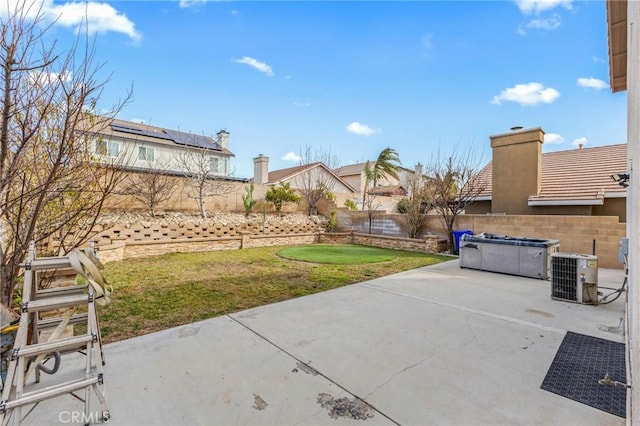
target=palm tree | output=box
[362,147,401,232]
[362,147,402,206]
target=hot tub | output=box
[459,233,560,279]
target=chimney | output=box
[216,130,229,150]
[489,126,545,214]
[253,154,269,185]
[414,162,423,177]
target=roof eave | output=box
[607,0,628,92]
[528,199,605,206]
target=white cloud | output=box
[233,56,274,77]
[544,133,564,144]
[293,102,310,107]
[49,1,141,41]
[491,82,560,106]
[179,0,207,9]
[577,77,608,90]
[346,122,380,136]
[592,56,606,64]
[572,137,588,147]
[0,0,141,41]
[526,15,561,31]
[282,152,301,162]
[515,0,573,15]
[28,70,71,86]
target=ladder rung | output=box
[1,376,101,411]
[36,285,88,298]
[37,313,89,330]
[16,334,95,359]
[21,257,73,271]
[24,294,91,312]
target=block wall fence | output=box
[335,210,626,269]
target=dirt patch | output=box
[253,394,268,411]
[293,361,319,376]
[317,393,375,420]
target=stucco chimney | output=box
[253,154,269,185]
[216,130,229,150]
[489,127,545,214]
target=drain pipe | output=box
[593,239,596,256]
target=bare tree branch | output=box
[0,3,132,306]
[177,145,232,219]
[294,145,341,216]
[422,147,487,250]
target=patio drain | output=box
[317,393,375,420]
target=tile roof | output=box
[475,144,627,204]
[335,162,415,177]
[267,163,319,184]
[264,162,357,193]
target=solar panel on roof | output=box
[163,129,222,151]
[110,123,173,141]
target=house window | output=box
[96,140,120,157]
[210,157,220,174]
[138,146,155,162]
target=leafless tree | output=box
[399,168,430,239]
[125,160,178,217]
[422,147,487,251]
[177,145,232,218]
[0,2,132,306]
[294,145,341,216]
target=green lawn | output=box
[97,245,449,343]
[277,244,398,264]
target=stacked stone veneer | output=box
[93,222,443,263]
[94,221,320,245]
[93,221,324,262]
[319,232,440,253]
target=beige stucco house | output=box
[252,155,356,194]
[466,127,627,222]
[336,163,423,197]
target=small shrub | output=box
[344,199,358,211]
[396,197,410,213]
[326,210,338,232]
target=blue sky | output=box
[15,0,627,178]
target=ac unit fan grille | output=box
[551,256,577,301]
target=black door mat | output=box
[541,331,626,418]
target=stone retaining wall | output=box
[96,231,440,263]
[319,232,440,253]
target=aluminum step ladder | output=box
[0,242,112,425]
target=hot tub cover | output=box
[460,232,559,248]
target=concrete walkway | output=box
[22,260,626,425]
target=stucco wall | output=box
[490,128,544,215]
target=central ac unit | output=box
[551,253,598,305]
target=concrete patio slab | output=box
[15,259,626,425]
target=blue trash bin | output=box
[453,230,473,254]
